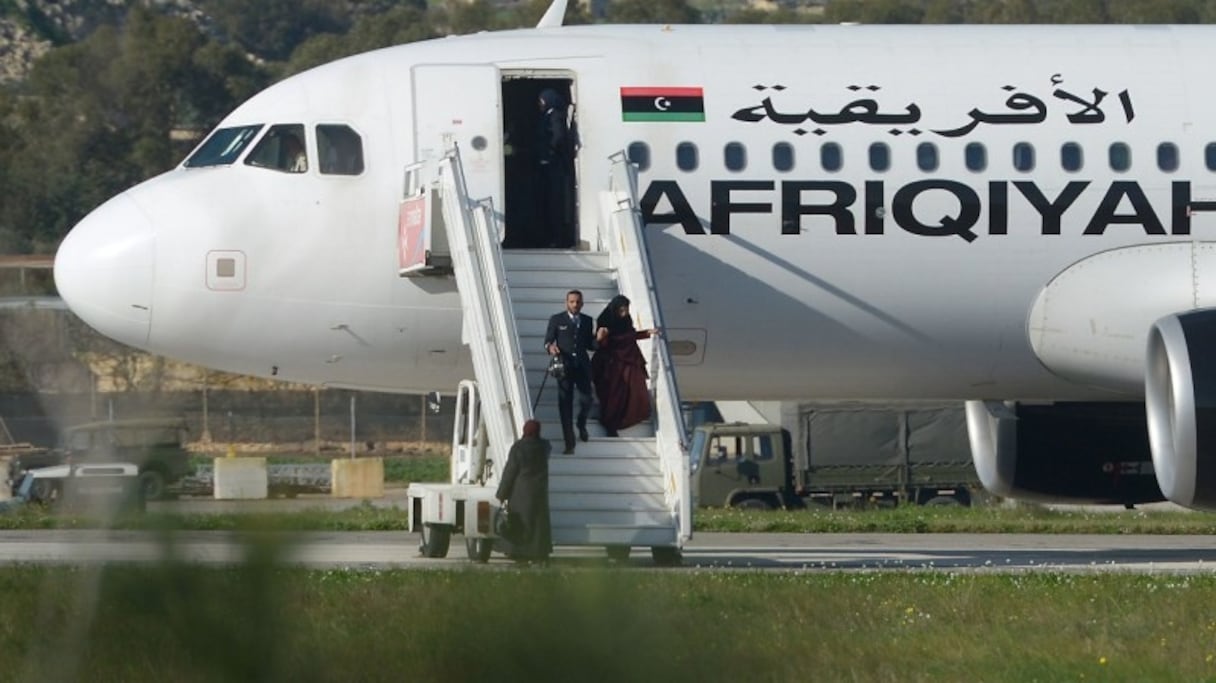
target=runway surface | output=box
[0,530,1214,573]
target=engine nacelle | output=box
[1145,310,1216,510]
[965,401,1164,506]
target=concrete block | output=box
[331,458,384,499]
[213,457,268,499]
[0,457,11,501]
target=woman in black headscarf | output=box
[592,295,660,436]
[495,419,552,562]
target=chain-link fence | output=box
[0,389,456,452]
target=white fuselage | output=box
[53,24,1216,401]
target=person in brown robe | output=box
[495,419,552,562]
[592,295,660,436]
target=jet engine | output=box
[965,401,1164,506]
[1145,310,1216,510]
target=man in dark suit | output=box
[544,289,594,453]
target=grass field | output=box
[195,452,449,484]
[3,501,1216,535]
[5,563,1216,682]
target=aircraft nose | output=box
[54,193,154,348]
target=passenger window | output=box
[185,125,263,168]
[245,124,308,173]
[821,143,843,172]
[1061,143,1083,172]
[677,142,699,172]
[869,143,890,172]
[965,143,986,172]
[1157,143,1179,173]
[724,142,746,172]
[627,142,650,171]
[916,143,938,172]
[1109,143,1131,172]
[1206,143,1216,172]
[317,124,364,175]
[772,142,794,172]
[1012,142,1035,172]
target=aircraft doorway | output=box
[502,76,579,249]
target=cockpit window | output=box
[245,124,308,173]
[317,124,365,175]
[184,125,263,168]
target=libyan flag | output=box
[620,87,705,122]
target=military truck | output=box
[8,418,192,501]
[692,408,983,509]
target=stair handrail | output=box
[468,196,531,428]
[435,147,527,482]
[603,150,692,543]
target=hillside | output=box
[1,0,185,83]
[0,18,46,83]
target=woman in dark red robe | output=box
[592,296,660,436]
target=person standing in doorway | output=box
[545,290,594,453]
[536,88,574,248]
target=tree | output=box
[723,8,821,24]
[1109,0,1201,22]
[824,0,925,23]
[1040,0,1110,22]
[203,0,350,62]
[922,0,966,23]
[284,5,437,77]
[604,0,702,24]
[508,0,594,27]
[431,0,511,35]
[970,0,1040,23]
[0,7,267,252]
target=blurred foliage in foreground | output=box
[4,564,1216,681]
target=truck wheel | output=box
[924,495,962,507]
[139,471,167,501]
[651,546,682,567]
[605,545,630,562]
[733,497,773,511]
[30,479,55,504]
[465,537,493,563]
[419,524,452,558]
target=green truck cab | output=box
[9,418,192,501]
[692,422,800,510]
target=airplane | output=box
[50,5,1216,520]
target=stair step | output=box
[511,285,618,304]
[549,509,674,527]
[530,415,657,440]
[550,525,677,547]
[506,269,616,289]
[549,491,668,510]
[550,474,665,494]
[549,456,661,476]
[502,250,610,270]
[513,300,613,321]
[514,324,551,346]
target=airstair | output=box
[405,148,690,563]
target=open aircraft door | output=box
[411,64,504,211]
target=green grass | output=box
[4,563,1216,682]
[3,503,1216,534]
[695,504,1216,534]
[381,455,447,483]
[190,453,448,484]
